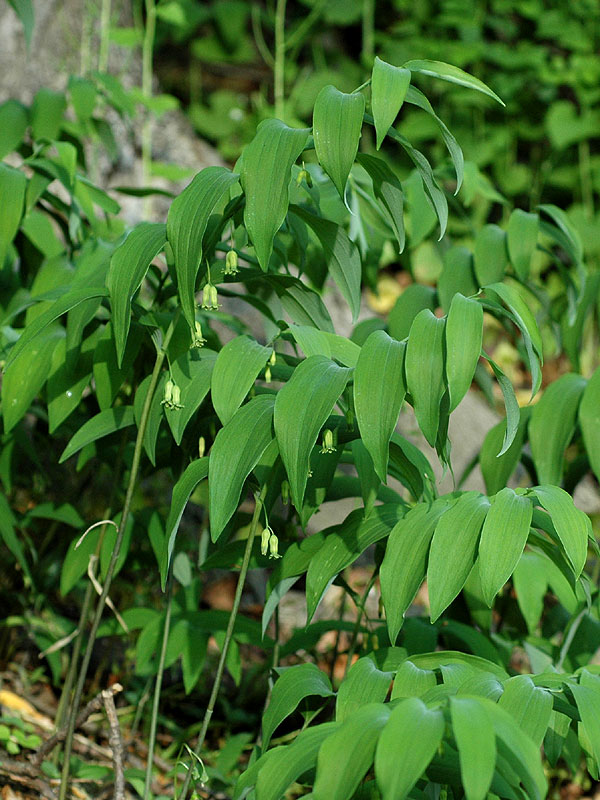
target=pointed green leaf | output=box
[240,119,310,270]
[262,663,334,749]
[529,373,586,485]
[266,273,334,332]
[480,407,530,495]
[450,697,496,800]
[498,675,552,748]
[538,204,583,266]
[165,350,216,445]
[402,60,505,105]
[579,365,600,485]
[209,394,275,541]
[211,335,271,425]
[375,698,444,800]
[354,330,406,482]
[438,246,477,313]
[391,660,436,700]
[446,294,483,412]
[313,704,391,800]
[396,132,448,240]
[474,224,508,287]
[0,492,31,583]
[167,166,239,325]
[486,281,543,361]
[289,324,360,367]
[570,681,600,766]
[47,326,102,432]
[533,485,590,576]
[513,552,548,633]
[357,153,405,252]
[93,321,143,410]
[107,222,166,366]
[388,284,436,341]
[59,406,135,463]
[428,492,490,622]
[274,356,350,510]
[371,57,410,149]
[478,488,533,605]
[507,209,539,281]
[337,658,393,723]
[0,163,27,267]
[380,500,449,642]
[0,100,28,159]
[481,353,521,456]
[31,88,66,140]
[161,457,209,587]
[313,85,364,199]
[405,309,445,446]
[290,205,361,321]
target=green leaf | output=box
[450,697,496,800]
[479,407,530,496]
[336,658,393,723]
[438,246,477,313]
[47,327,102,432]
[313,704,391,800]
[529,373,586,485]
[7,0,34,49]
[428,492,490,622]
[2,324,64,433]
[313,85,365,199]
[388,284,436,341]
[68,76,97,121]
[538,204,583,266]
[405,309,445,446]
[266,273,334,332]
[402,59,505,106]
[481,353,521,456]
[354,330,406,482]
[133,373,166,467]
[59,407,135,463]
[93,321,143,411]
[262,663,334,749]
[167,166,239,325]
[31,88,66,141]
[290,205,361,322]
[570,681,600,766]
[239,119,309,270]
[371,57,410,149]
[0,163,27,267]
[375,698,444,800]
[0,100,28,159]
[165,350,216,445]
[209,394,275,541]
[391,660,436,700]
[512,552,548,633]
[0,493,31,583]
[107,222,166,367]
[498,675,552,748]
[274,356,350,510]
[478,488,533,605]
[395,131,448,240]
[357,153,405,252]
[445,294,483,412]
[211,335,271,425]
[579,365,600,485]
[532,485,590,577]
[474,224,508,287]
[161,457,209,587]
[507,209,539,281]
[289,324,360,367]
[380,500,449,642]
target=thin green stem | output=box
[344,570,378,679]
[58,318,176,800]
[578,139,595,220]
[274,0,287,120]
[178,487,267,800]
[143,566,174,800]
[79,2,92,76]
[286,0,326,54]
[556,607,587,671]
[361,0,375,68]
[141,0,157,214]
[98,0,111,72]
[251,4,274,68]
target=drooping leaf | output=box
[428,492,490,622]
[107,222,167,366]
[211,335,271,425]
[209,394,275,541]
[538,204,583,266]
[239,119,310,270]
[59,407,135,463]
[579,365,600,485]
[438,246,477,313]
[512,552,548,633]
[313,85,365,199]
[478,488,533,605]
[165,350,216,444]
[481,353,521,456]
[354,330,406,482]
[402,59,505,105]
[371,57,410,149]
[336,658,394,723]
[266,273,334,332]
[7,0,34,48]
[405,309,446,446]
[570,680,600,766]
[507,209,539,281]
[529,373,587,485]
[375,697,444,800]
[474,224,508,287]
[0,163,27,267]
[532,485,590,577]
[274,356,350,510]
[289,324,360,367]
[357,153,405,252]
[498,675,552,748]
[167,166,239,325]
[479,407,530,495]
[450,697,496,800]
[262,663,334,749]
[445,294,483,411]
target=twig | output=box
[87,555,130,634]
[103,689,125,800]
[0,756,58,799]
[32,683,123,768]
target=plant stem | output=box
[143,566,174,800]
[98,0,112,73]
[178,488,266,800]
[361,0,375,68]
[344,570,378,679]
[141,0,157,215]
[58,319,176,800]
[578,139,595,220]
[556,607,586,671]
[274,0,287,120]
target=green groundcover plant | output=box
[1,7,600,799]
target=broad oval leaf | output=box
[403,59,505,105]
[313,704,391,800]
[388,283,436,341]
[450,696,496,800]
[274,356,350,510]
[289,324,360,367]
[570,681,600,766]
[507,209,539,281]
[428,492,490,622]
[474,224,507,288]
[391,660,436,700]
[313,85,365,199]
[356,153,405,253]
[445,293,483,412]
[107,222,166,367]
[533,485,590,577]
[579,365,600,485]
[478,488,533,605]
[371,57,410,149]
[167,166,239,325]
[211,335,271,425]
[262,663,334,749]
[239,119,310,270]
[498,675,552,748]
[405,309,446,446]
[354,330,406,482]
[529,373,586,485]
[59,406,135,463]
[375,697,444,800]
[336,658,393,723]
